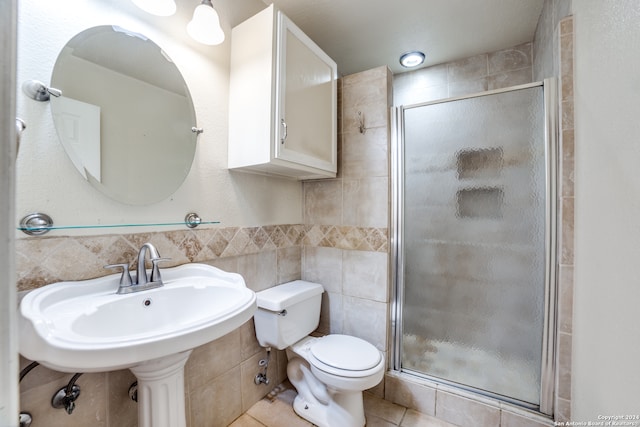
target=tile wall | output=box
[556,15,575,423]
[15,225,386,292]
[302,66,393,377]
[15,223,386,427]
[394,43,533,106]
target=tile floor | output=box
[228,382,458,427]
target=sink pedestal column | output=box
[130,350,193,427]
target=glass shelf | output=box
[17,213,218,236]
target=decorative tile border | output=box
[15,224,388,291]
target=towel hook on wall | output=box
[357,111,368,134]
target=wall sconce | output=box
[187,0,225,45]
[131,0,176,16]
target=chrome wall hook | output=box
[22,80,62,102]
[357,111,368,134]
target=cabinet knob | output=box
[280,119,288,144]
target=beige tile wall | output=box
[15,223,385,427]
[302,66,393,388]
[385,372,555,427]
[555,15,575,423]
[15,225,388,292]
[394,43,533,106]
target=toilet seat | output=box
[308,334,383,378]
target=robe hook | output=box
[357,111,368,134]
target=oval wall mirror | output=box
[50,25,198,205]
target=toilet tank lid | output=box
[256,280,324,311]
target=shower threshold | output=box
[398,367,541,413]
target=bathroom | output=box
[1,0,639,426]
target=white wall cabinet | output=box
[228,5,338,180]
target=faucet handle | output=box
[149,257,171,283]
[104,263,133,287]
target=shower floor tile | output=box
[229,381,460,427]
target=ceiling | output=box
[258,0,545,76]
[124,0,545,77]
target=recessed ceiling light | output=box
[399,51,426,68]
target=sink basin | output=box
[18,263,257,373]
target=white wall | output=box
[573,0,640,417]
[532,0,571,81]
[0,1,18,424]
[16,0,301,234]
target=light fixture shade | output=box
[187,2,225,46]
[131,0,176,16]
[400,51,426,68]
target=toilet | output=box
[254,280,384,427]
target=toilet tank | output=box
[254,280,324,349]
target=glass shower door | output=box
[398,84,547,406]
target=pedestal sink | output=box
[18,263,257,427]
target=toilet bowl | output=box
[254,280,384,427]
[287,334,385,427]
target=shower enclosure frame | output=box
[390,79,558,416]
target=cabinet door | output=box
[276,14,337,174]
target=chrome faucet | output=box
[104,243,170,294]
[137,242,162,286]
